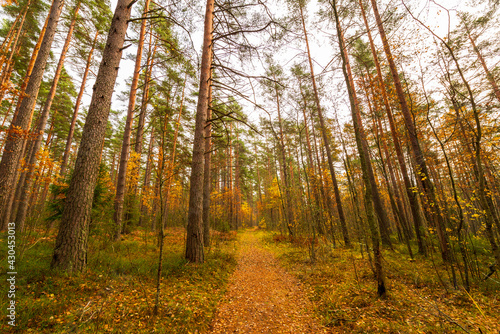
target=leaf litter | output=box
[211,230,329,333]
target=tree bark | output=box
[185,0,214,263]
[300,86,325,235]
[51,0,134,273]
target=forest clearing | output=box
[1,0,500,332]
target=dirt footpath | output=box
[211,230,327,333]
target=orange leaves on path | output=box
[211,230,328,333]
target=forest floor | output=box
[1,227,499,333]
[0,227,239,333]
[264,230,500,333]
[211,229,327,333]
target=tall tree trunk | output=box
[203,78,213,247]
[0,0,64,227]
[362,72,412,250]
[332,0,386,296]
[1,141,27,230]
[273,75,294,237]
[134,39,156,156]
[9,105,42,225]
[152,99,170,230]
[160,81,186,229]
[0,11,49,162]
[299,3,350,247]
[15,3,80,231]
[60,30,99,175]
[300,88,325,235]
[51,0,134,273]
[310,108,336,241]
[185,0,214,263]
[114,0,151,241]
[358,0,426,254]
[228,129,234,229]
[369,0,450,261]
[9,10,49,126]
[344,50,393,247]
[126,39,157,226]
[235,133,242,229]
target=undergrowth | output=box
[263,231,500,333]
[0,227,238,333]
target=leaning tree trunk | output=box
[51,0,134,273]
[15,3,80,231]
[185,0,214,263]
[358,0,426,254]
[0,0,64,228]
[332,0,386,297]
[0,12,48,162]
[299,3,350,247]
[369,0,450,262]
[346,66,393,247]
[113,0,150,241]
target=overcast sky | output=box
[52,0,477,130]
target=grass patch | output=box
[263,231,500,333]
[0,227,237,333]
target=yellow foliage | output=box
[1,0,16,6]
[125,151,141,186]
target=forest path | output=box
[211,229,328,333]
